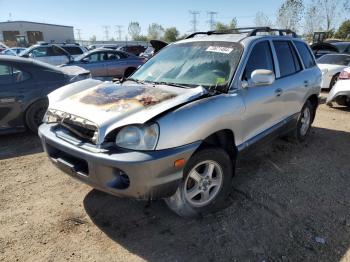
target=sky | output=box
[0,0,341,41]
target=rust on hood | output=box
[69,83,177,112]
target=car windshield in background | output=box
[333,43,350,53]
[131,41,243,88]
[317,54,350,66]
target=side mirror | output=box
[82,57,89,63]
[251,69,275,86]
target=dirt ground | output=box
[1,93,350,262]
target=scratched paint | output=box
[69,83,177,113]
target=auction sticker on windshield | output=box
[206,46,233,54]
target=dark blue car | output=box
[0,55,91,134]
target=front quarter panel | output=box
[155,92,245,150]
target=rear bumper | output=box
[39,124,200,200]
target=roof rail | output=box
[185,27,297,39]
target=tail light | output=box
[339,69,350,80]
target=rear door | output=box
[82,52,107,77]
[240,40,284,142]
[272,40,306,116]
[0,64,30,129]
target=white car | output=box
[317,54,350,89]
[19,43,88,66]
[326,67,350,107]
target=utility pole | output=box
[115,25,123,41]
[75,29,82,43]
[207,11,218,30]
[102,25,110,41]
[189,10,200,33]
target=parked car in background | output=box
[327,67,350,107]
[140,40,168,59]
[117,45,146,56]
[62,48,144,78]
[1,47,26,56]
[0,55,91,134]
[39,27,321,217]
[19,43,87,66]
[87,44,120,50]
[311,41,350,59]
[317,54,350,89]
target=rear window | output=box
[317,54,350,66]
[273,41,301,77]
[294,41,316,69]
[62,46,84,55]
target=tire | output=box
[124,67,136,78]
[287,100,314,143]
[335,96,350,107]
[165,147,234,218]
[329,73,339,90]
[25,99,48,133]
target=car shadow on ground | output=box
[84,127,350,261]
[0,132,43,160]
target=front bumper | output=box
[39,124,200,200]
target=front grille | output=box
[58,116,98,144]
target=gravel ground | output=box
[1,94,350,262]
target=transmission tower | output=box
[207,11,218,30]
[189,10,200,33]
[75,29,82,42]
[102,25,110,40]
[115,25,123,41]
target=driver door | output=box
[240,40,284,143]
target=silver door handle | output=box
[275,88,283,97]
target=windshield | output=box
[317,54,350,65]
[131,41,243,88]
[333,43,350,53]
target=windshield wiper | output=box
[147,81,193,89]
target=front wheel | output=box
[25,99,48,133]
[165,147,234,218]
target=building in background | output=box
[0,21,74,47]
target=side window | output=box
[273,41,301,77]
[243,41,274,80]
[103,52,121,61]
[293,41,316,69]
[30,47,49,57]
[50,46,67,56]
[118,52,128,58]
[0,64,12,85]
[13,67,31,83]
[87,53,100,62]
[62,46,84,55]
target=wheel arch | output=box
[23,97,49,124]
[306,94,319,123]
[196,129,238,163]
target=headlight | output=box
[43,109,60,123]
[115,123,159,150]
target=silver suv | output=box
[39,27,322,217]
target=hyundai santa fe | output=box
[38,27,322,217]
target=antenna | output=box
[189,10,200,33]
[207,11,218,30]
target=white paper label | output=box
[206,46,233,54]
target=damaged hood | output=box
[48,79,207,139]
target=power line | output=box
[207,11,218,30]
[102,25,110,40]
[115,25,123,41]
[189,10,200,33]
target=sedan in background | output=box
[0,55,91,134]
[1,47,26,56]
[317,54,350,89]
[63,48,144,79]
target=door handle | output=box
[275,88,283,97]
